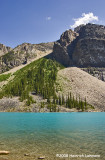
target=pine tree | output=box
[59,94,62,105]
[62,94,65,105]
[85,97,88,110]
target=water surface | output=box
[0,113,105,160]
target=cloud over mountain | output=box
[70,12,98,29]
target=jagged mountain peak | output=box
[0,43,12,57]
[60,29,79,46]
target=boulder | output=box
[0,151,10,155]
[38,156,45,159]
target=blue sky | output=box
[0,0,105,48]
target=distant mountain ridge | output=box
[0,23,105,81]
[0,42,54,73]
[1,23,105,73]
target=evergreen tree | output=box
[62,94,65,105]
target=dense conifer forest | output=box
[0,58,91,111]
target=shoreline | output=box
[0,111,103,113]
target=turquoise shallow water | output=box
[0,112,105,160]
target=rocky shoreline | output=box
[0,97,101,112]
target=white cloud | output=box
[70,12,99,29]
[46,16,51,21]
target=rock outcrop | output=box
[0,151,10,155]
[53,30,79,66]
[0,43,12,56]
[0,42,54,73]
[73,23,105,67]
[53,23,105,67]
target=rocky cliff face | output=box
[0,42,54,73]
[53,23,105,67]
[0,43,12,56]
[53,30,79,66]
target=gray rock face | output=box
[53,30,79,66]
[53,42,71,66]
[0,42,54,73]
[73,24,105,67]
[0,43,12,56]
[74,23,105,39]
[53,23,105,67]
[60,29,79,46]
[14,42,54,56]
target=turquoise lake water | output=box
[0,113,105,160]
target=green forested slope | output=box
[0,73,11,82]
[0,58,90,111]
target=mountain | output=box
[57,67,105,111]
[0,43,12,56]
[1,23,105,74]
[0,42,54,73]
[53,23,105,67]
[0,23,105,112]
[0,57,105,112]
[0,57,103,112]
